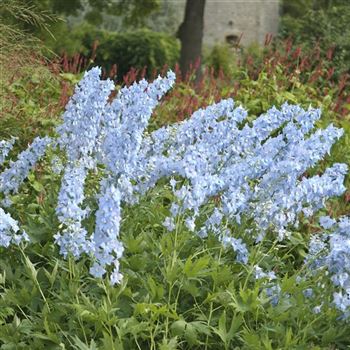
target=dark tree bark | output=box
[178,0,206,79]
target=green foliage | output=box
[281,0,349,17]
[27,0,82,16]
[40,22,95,56]
[112,0,161,28]
[0,64,66,150]
[0,163,350,348]
[280,1,350,74]
[80,29,180,78]
[16,0,160,28]
[1,0,164,59]
[205,45,238,77]
[0,0,56,61]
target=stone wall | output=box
[169,0,280,47]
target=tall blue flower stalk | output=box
[53,68,176,282]
[305,216,350,319]
[0,136,51,247]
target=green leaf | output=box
[72,336,98,350]
[158,337,179,350]
[31,180,44,192]
[184,256,210,278]
[170,319,199,345]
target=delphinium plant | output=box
[305,215,350,320]
[0,67,349,348]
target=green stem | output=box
[205,247,223,349]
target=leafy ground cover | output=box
[1,44,350,350]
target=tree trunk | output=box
[178,0,206,79]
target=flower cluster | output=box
[0,68,348,292]
[56,67,115,168]
[54,164,92,258]
[139,99,346,261]
[306,216,350,319]
[0,136,51,247]
[54,67,116,261]
[0,136,51,196]
[54,68,176,282]
[92,180,123,284]
[0,138,15,166]
[0,207,29,247]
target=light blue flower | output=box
[254,265,277,280]
[0,138,16,166]
[306,216,350,318]
[0,136,51,195]
[221,234,249,264]
[0,208,29,247]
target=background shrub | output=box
[204,44,239,77]
[79,29,180,79]
[279,1,350,76]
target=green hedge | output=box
[80,29,180,79]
